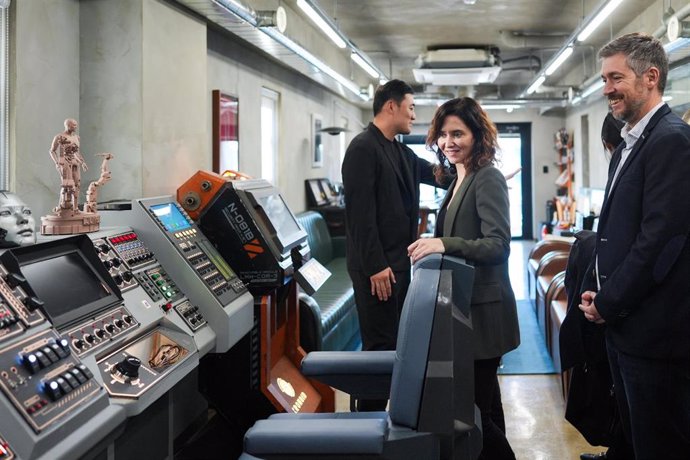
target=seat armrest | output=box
[302,351,395,398]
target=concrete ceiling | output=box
[177,0,684,105]
[321,0,661,100]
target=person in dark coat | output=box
[342,80,443,411]
[560,113,634,460]
[579,33,690,459]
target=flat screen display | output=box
[151,203,191,232]
[20,251,112,325]
[257,194,301,241]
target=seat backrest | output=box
[528,239,573,262]
[387,255,444,430]
[296,211,333,264]
[536,251,569,277]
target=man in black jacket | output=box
[342,80,440,409]
[579,33,690,459]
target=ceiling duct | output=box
[413,48,501,85]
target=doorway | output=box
[496,123,532,240]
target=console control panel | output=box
[135,266,183,304]
[0,329,102,433]
[97,329,192,399]
[0,434,14,460]
[173,300,206,331]
[92,237,138,292]
[63,305,139,357]
[105,231,155,269]
[0,265,45,345]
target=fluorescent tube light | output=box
[482,104,520,111]
[581,80,604,98]
[351,53,379,79]
[296,0,347,49]
[545,46,574,76]
[664,37,690,53]
[526,76,546,95]
[213,0,365,100]
[577,0,624,42]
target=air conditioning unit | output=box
[413,48,502,85]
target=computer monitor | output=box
[2,235,121,329]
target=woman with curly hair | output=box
[408,97,519,460]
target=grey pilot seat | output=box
[242,254,482,459]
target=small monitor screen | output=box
[20,251,112,324]
[151,203,191,232]
[257,194,301,241]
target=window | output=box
[261,88,279,186]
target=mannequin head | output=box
[0,191,36,247]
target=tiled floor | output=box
[335,240,605,459]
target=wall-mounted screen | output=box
[151,203,192,232]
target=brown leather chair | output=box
[543,271,567,352]
[550,294,569,399]
[535,253,569,336]
[527,239,572,299]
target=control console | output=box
[0,329,102,433]
[130,197,253,353]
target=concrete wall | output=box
[12,0,80,219]
[207,27,365,212]
[10,0,364,220]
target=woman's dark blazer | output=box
[438,165,520,360]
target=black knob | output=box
[115,356,141,379]
[111,258,122,267]
[74,339,85,349]
[84,334,95,343]
[123,272,134,282]
[105,324,115,334]
[95,329,106,338]
[113,274,123,285]
[102,260,113,269]
[114,319,124,328]
[123,315,133,324]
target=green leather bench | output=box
[296,211,360,352]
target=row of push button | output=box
[174,228,197,239]
[21,338,71,374]
[42,364,94,402]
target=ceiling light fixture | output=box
[296,0,347,48]
[463,0,478,4]
[520,0,623,99]
[351,53,380,79]
[526,76,546,95]
[577,0,624,42]
[212,0,367,100]
[544,46,573,76]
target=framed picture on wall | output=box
[312,113,323,168]
[212,90,239,174]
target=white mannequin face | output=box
[0,192,36,247]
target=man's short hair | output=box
[599,33,668,94]
[373,79,414,116]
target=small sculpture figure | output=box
[41,118,114,235]
[0,190,36,247]
[83,153,114,214]
[49,118,88,212]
